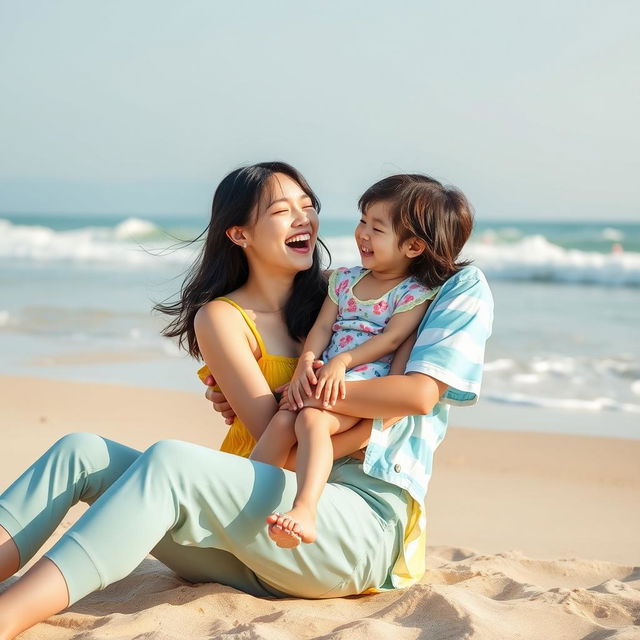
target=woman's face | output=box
[242,172,319,275]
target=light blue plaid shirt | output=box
[362,265,494,587]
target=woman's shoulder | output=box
[425,265,493,326]
[194,298,243,333]
[435,266,492,302]
[448,265,488,285]
[194,298,258,359]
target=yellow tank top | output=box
[197,297,298,458]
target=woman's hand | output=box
[202,374,236,425]
[278,384,294,411]
[204,361,325,420]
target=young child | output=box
[251,175,472,549]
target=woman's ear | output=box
[405,237,426,259]
[226,226,249,249]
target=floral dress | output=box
[323,266,439,380]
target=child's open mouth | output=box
[359,245,373,257]
[285,233,311,253]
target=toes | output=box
[268,523,301,548]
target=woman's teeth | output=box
[285,233,311,249]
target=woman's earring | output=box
[243,243,247,248]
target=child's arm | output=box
[339,300,428,370]
[315,301,429,406]
[288,295,338,409]
[388,330,418,375]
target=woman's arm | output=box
[297,373,448,418]
[282,415,401,470]
[204,357,448,424]
[194,300,278,441]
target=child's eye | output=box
[373,228,383,233]
[358,219,366,225]
[272,209,288,215]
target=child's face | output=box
[355,201,411,275]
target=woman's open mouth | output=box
[285,233,312,253]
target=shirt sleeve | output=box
[392,281,440,315]
[404,266,494,406]
[327,266,353,304]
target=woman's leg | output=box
[0,432,142,639]
[269,408,359,547]
[249,409,297,468]
[0,440,405,637]
[0,433,141,576]
[148,532,288,598]
[0,526,19,584]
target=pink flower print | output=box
[339,334,354,349]
[409,283,420,290]
[358,322,372,333]
[353,364,368,372]
[345,297,357,313]
[400,294,415,306]
[372,300,389,315]
[336,278,349,295]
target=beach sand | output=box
[1,375,638,639]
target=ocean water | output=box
[1,212,639,439]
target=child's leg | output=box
[249,410,297,468]
[268,408,359,548]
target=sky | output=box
[0,0,639,221]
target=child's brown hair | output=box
[358,174,474,288]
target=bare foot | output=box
[266,506,317,548]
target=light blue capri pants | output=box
[0,433,410,605]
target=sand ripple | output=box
[9,545,638,639]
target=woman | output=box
[0,162,492,639]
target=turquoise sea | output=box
[1,212,639,439]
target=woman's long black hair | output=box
[155,162,329,359]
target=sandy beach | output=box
[1,375,639,639]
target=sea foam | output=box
[2,218,640,286]
[464,235,640,286]
[0,218,196,266]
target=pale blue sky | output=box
[1,0,638,220]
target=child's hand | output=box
[315,357,347,408]
[274,360,323,411]
[288,358,319,409]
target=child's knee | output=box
[294,408,326,436]
[268,411,297,439]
